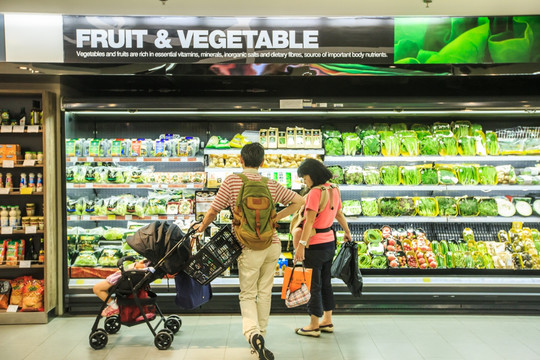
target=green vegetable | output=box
[415,130,432,140]
[420,168,438,185]
[453,121,471,138]
[342,132,361,156]
[483,254,495,269]
[486,131,500,155]
[390,123,407,132]
[73,251,99,267]
[398,197,416,216]
[437,167,459,185]
[362,135,381,156]
[416,197,438,216]
[364,229,383,242]
[432,122,451,132]
[458,197,479,216]
[401,136,420,156]
[371,256,387,269]
[103,228,127,241]
[436,253,446,268]
[459,136,477,156]
[380,198,400,216]
[373,123,389,132]
[327,166,344,184]
[358,242,368,253]
[436,197,459,216]
[477,198,498,216]
[358,254,372,268]
[361,198,379,216]
[478,166,498,185]
[453,252,466,268]
[401,166,421,185]
[419,136,440,155]
[324,137,344,156]
[437,134,459,156]
[381,135,401,157]
[363,167,381,185]
[381,165,400,185]
[456,165,479,185]
[411,124,430,132]
[344,166,363,185]
[445,252,454,268]
[342,200,362,216]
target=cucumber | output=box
[515,201,533,217]
[439,240,448,255]
[431,240,440,254]
[533,200,540,216]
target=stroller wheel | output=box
[165,317,182,334]
[104,315,121,334]
[89,329,108,350]
[154,330,173,350]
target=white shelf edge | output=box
[204,148,324,155]
[324,155,540,163]
[338,185,540,192]
[342,216,540,224]
[66,156,204,163]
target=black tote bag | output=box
[174,271,213,310]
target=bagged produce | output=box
[361,198,379,216]
[437,165,459,185]
[458,197,479,216]
[478,165,498,185]
[400,136,420,157]
[400,166,421,186]
[437,133,459,156]
[419,135,440,155]
[415,197,439,217]
[495,197,516,217]
[380,165,400,185]
[362,135,381,156]
[456,164,479,185]
[72,251,99,267]
[341,132,361,156]
[327,166,344,184]
[495,165,517,184]
[420,167,438,185]
[458,136,477,156]
[98,247,122,267]
[363,167,381,185]
[486,131,500,155]
[324,137,344,156]
[381,135,401,157]
[342,200,362,216]
[453,121,472,138]
[477,198,499,216]
[344,166,363,185]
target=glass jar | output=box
[38,216,44,231]
[22,216,30,229]
[26,203,35,217]
[37,152,43,164]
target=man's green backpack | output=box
[232,174,277,250]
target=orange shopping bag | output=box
[281,264,312,299]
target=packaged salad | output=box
[362,135,381,156]
[361,198,379,216]
[344,166,363,185]
[437,133,459,156]
[436,165,459,185]
[381,135,401,157]
[458,197,479,216]
[419,135,440,155]
[414,197,439,217]
[363,167,381,185]
[478,165,498,185]
[436,196,459,216]
[380,165,400,185]
[455,164,479,185]
[400,166,421,186]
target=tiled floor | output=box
[2,313,540,360]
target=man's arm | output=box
[195,206,220,233]
[275,192,304,222]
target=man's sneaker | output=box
[249,333,274,360]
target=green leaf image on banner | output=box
[394,15,540,64]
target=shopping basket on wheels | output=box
[184,225,242,285]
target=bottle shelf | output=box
[0,125,42,134]
[66,156,204,163]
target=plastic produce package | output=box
[342,200,362,216]
[478,165,498,185]
[437,133,459,156]
[72,251,99,267]
[419,135,440,155]
[436,197,459,216]
[363,167,381,185]
[98,247,122,267]
[415,197,439,217]
[327,166,344,184]
[380,165,400,185]
[361,198,379,216]
[477,198,499,216]
[342,132,361,155]
[362,135,381,156]
[456,164,479,185]
[344,166,363,185]
[400,166,421,186]
[420,167,438,185]
[458,197,479,216]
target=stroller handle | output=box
[117,256,136,270]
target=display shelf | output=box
[204,148,324,155]
[66,183,204,189]
[0,191,43,195]
[0,125,42,133]
[66,155,204,163]
[1,162,43,168]
[324,155,540,164]
[206,167,295,172]
[342,216,540,223]
[0,311,47,324]
[0,228,44,235]
[67,214,194,221]
[338,184,540,192]
[0,264,44,269]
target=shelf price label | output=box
[1,125,13,133]
[1,227,13,234]
[124,215,133,220]
[6,304,18,313]
[75,279,85,285]
[27,125,40,133]
[19,260,32,268]
[12,125,25,133]
[0,188,10,195]
[25,225,37,234]
[2,160,14,168]
[23,159,36,166]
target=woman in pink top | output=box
[293,158,352,337]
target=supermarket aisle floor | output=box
[2,313,540,360]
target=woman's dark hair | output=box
[241,142,265,167]
[297,158,333,187]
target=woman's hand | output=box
[294,245,305,263]
[344,230,353,242]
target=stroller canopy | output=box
[127,222,191,275]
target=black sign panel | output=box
[63,16,394,64]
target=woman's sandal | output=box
[295,327,321,337]
[319,324,334,333]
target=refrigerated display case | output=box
[60,73,540,314]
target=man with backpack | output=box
[195,142,304,360]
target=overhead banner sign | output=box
[63,16,394,64]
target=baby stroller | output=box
[89,221,196,350]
